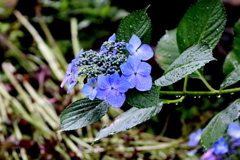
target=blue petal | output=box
[89,89,97,100]
[114,76,130,93]
[127,44,136,56]
[120,63,134,76]
[96,88,111,100]
[67,81,77,93]
[123,74,136,88]
[129,34,141,51]
[88,78,98,87]
[137,44,154,61]
[127,56,141,71]
[98,75,110,89]
[108,33,116,42]
[77,49,84,57]
[228,122,240,138]
[61,75,69,88]
[137,62,151,77]
[109,72,120,86]
[82,83,93,96]
[106,90,126,108]
[213,137,228,154]
[188,140,199,147]
[135,75,152,91]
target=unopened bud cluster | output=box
[76,41,128,78]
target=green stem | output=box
[183,76,188,92]
[163,96,185,104]
[159,87,240,96]
[196,70,217,92]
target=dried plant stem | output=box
[37,16,67,69]
[14,10,64,80]
[70,17,81,57]
[63,135,84,159]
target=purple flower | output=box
[82,78,98,100]
[120,56,152,91]
[227,122,240,139]
[212,137,228,154]
[200,148,216,160]
[96,72,129,107]
[188,128,202,147]
[127,34,153,61]
[61,49,84,93]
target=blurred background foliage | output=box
[0,0,240,159]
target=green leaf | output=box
[220,65,240,89]
[155,43,215,87]
[223,51,240,75]
[177,0,226,53]
[58,98,110,132]
[116,5,151,44]
[155,29,180,71]
[154,28,203,79]
[223,19,240,75]
[126,85,159,108]
[94,102,163,142]
[200,99,240,150]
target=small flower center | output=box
[134,72,137,75]
[111,86,114,90]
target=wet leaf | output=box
[94,101,163,142]
[155,29,180,71]
[200,99,240,149]
[116,5,151,44]
[58,98,109,132]
[223,19,240,75]
[177,0,226,53]
[155,43,215,86]
[221,65,240,89]
[126,85,159,108]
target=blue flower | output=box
[127,34,154,61]
[107,33,116,42]
[188,128,202,147]
[96,72,129,107]
[227,122,240,139]
[82,78,98,100]
[61,49,84,93]
[212,137,228,155]
[120,56,152,91]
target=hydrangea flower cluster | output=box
[187,122,240,160]
[61,33,154,107]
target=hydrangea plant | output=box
[58,0,240,153]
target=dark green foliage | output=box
[116,5,151,44]
[126,85,159,108]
